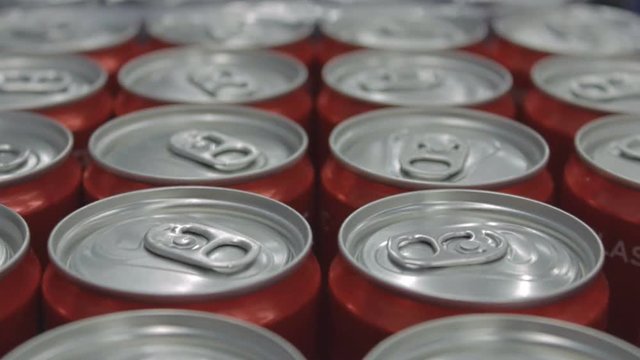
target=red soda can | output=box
[0,55,111,149]
[318,3,489,66]
[319,107,552,267]
[490,4,640,89]
[561,116,640,344]
[524,57,640,180]
[84,105,314,218]
[0,205,41,356]
[0,111,82,263]
[4,310,305,359]
[0,7,142,91]
[329,190,608,360]
[116,48,311,131]
[365,315,640,360]
[317,50,515,163]
[43,187,321,358]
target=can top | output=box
[49,187,312,299]
[0,55,107,111]
[331,108,548,189]
[364,314,640,360]
[576,115,640,190]
[146,1,317,48]
[320,4,488,52]
[89,105,307,185]
[3,310,305,360]
[493,4,640,57]
[0,111,73,187]
[0,205,29,278]
[532,56,640,115]
[119,48,307,105]
[340,190,603,306]
[323,50,511,107]
[0,7,141,54]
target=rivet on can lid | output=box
[0,205,29,277]
[340,190,603,306]
[323,50,512,107]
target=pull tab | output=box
[376,19,453,39]
[206,18,245,40]
[400,135,469,181]
[616,136,640,161]
[359,68,443,92]
[570,73,640,102]
[545,18,594,44]
[0,69,72,94]
[169,129,260,172]
[14,20,76,42]
[0,144,31,173]
[189,68,256,98]
[144,223,261,274]
[387,229,508,269]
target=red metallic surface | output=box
[0,251,41,357]
[42,255,321,359]
[561,156,640,344]
[317,156,554,269]
[83,39,141,93]
[0,158,83,264]
[486,36,549,90]
[328,254,609,360]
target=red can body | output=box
[83,39,142,93]
[487,36,548,89]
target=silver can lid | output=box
[0,54,107,111]
[331,107,548,189]
[0,7,141,54]
[0,111,72,187]
[3,310,305,360]
[146,1,317,48]
[320,4,488,52]
[340,190,603,306]
[0,204,29,277]
[532,56,640,115]
[119,48,307,105]
[493,4,640,56]
[89,105,307,185]
[365,314,640,360]
[49,187,312,299]
[323,50,511,107]
[576,115,640,190]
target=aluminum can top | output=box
[0,204,29,278]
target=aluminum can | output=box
[0,55,111,149]
[329,190,608,360]
[365,315,640,360]
[0,111,82,263]
[319,107,552,268]
[318,3,489,66]
[317,50,514,163]
[42,187,320,358]
[524,57,640,180]
[4,310,305,359]
[490,4,640,89]
[561,116,640,344]
[0,205,41,357]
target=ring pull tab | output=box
[0,144,31,173]
[359,68,443,92]
[570,73,640,102]
[377,19,453,39]
[14,19,76,42]
[169,129,260,172]
[206,17,246,40]
[616,136,640,161]
[544,17,594,43]
[144,223,262,274]
[387,229,508,269]
[0,69,73,94]
[400,135,469,181]
[189,68,256,98]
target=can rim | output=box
[0,204,30,278]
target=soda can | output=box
[524,56,640,180]
[319,107,552,267]
[0,7,142,91]
[43,186,320,358]
[4,310,305,359]
[490,4,640,89]
[116,48,312,131]
[561,115,640,344]
[317,50,514,163]
[329,190,608,360]
[365,315,640,360]
[0,55,111,149]
[0,205,41,357]
[0,111,82,263]
[318,3,489,66]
